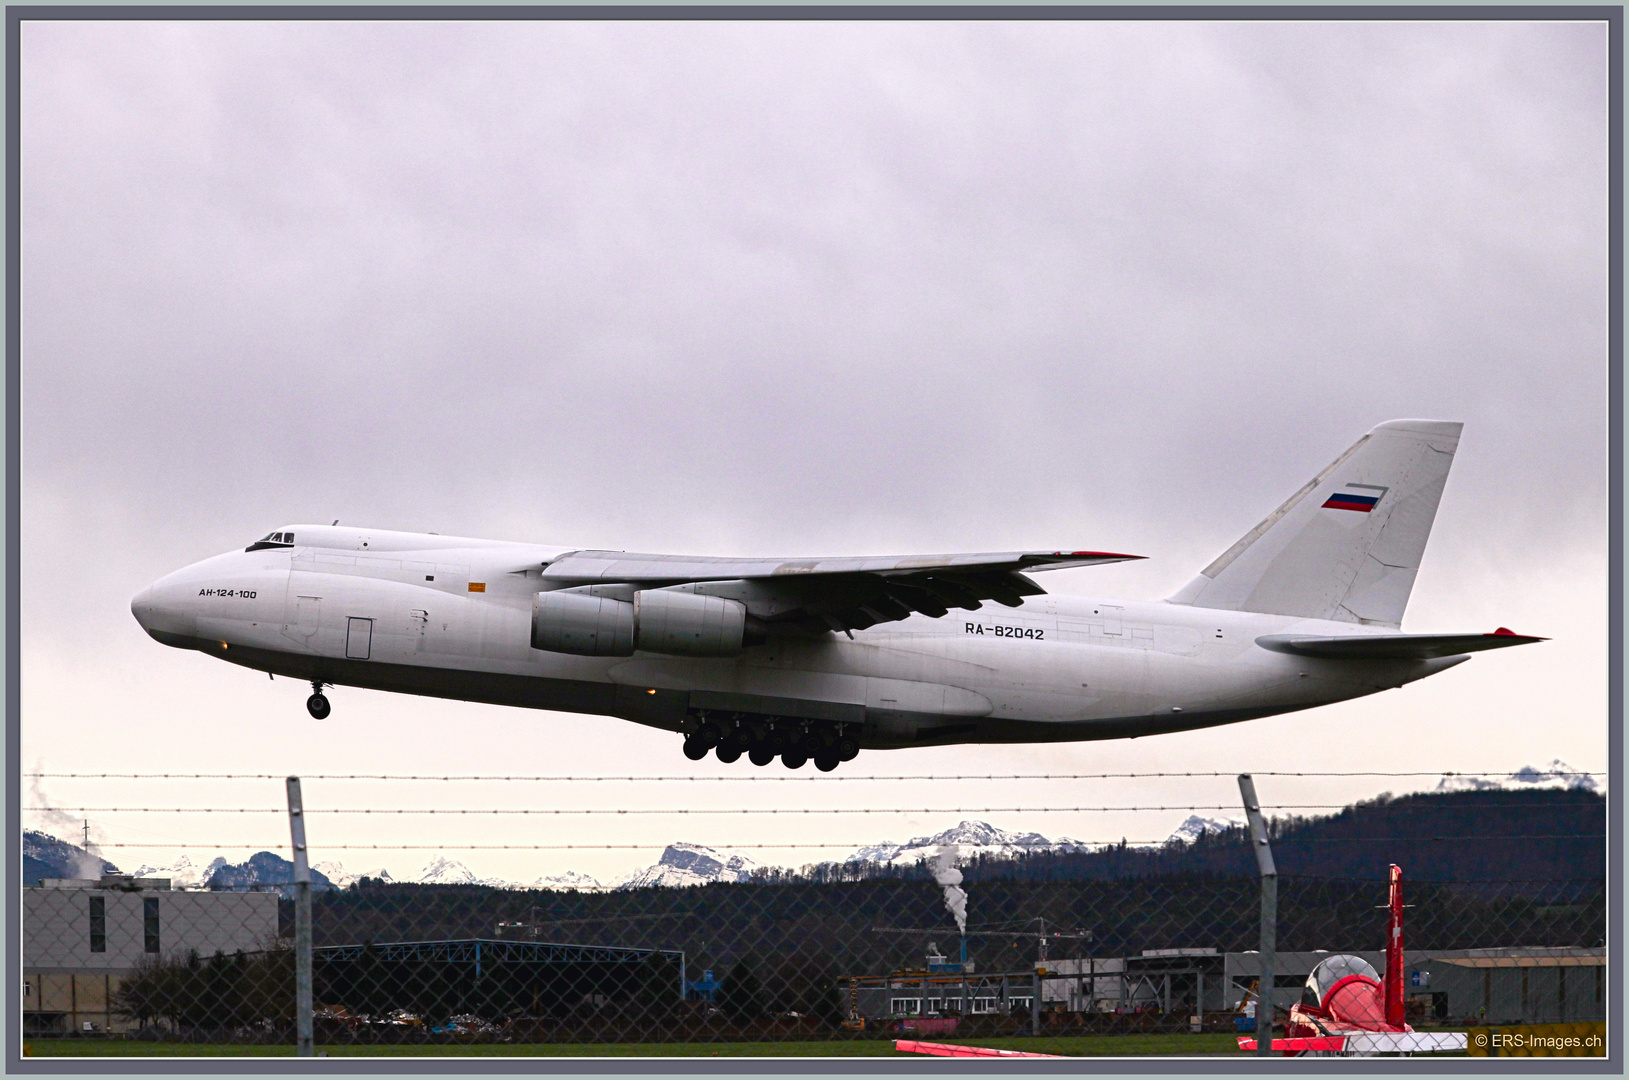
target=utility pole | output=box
[286,777,314,1057]
[1238,774,1277,1058]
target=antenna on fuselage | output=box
[332,520,339,526]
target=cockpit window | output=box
[246,530,296,553]
[1302,955,1379,1007]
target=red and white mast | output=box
[1384,863,1405,1028]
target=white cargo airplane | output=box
[133,420,1541,771]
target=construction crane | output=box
[873,920,1093,966]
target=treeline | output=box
[112,948,294,1037]
[747,788,1606,885]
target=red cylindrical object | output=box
[1385,864,1405,1028]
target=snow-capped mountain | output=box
[205,852,335,890]
[1435,760,1600,794]
[845,820,1089,867]
[414,855,520,888]
[312,861,394,889]
[1165,814,1245,845]
[297,857,600,890]
[615,843,757,889]
[24,830,119,884]
[132,855,220,889]
[530,870,603,890]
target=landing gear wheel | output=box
[814,751,840,772]
[696,723,723,750]
[836,735,859,761]
[306,693,330,720]
[797,733,824,757]
[748,747,776,767]
[683,737,709,761]
[780,751,807,770]
[715,744,743,764]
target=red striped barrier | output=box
[1237,1035,1348,1053]
[895,1040,1064,1058]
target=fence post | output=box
[1238,774,1277,1058]
[286,776,314,1057]
[1031,965,1041,1036]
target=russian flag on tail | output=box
[1322,483,1388,513]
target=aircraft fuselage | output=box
[132,525,1463,750]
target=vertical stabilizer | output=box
[1166,420,1462,626]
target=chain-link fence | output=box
[21,772,1608,1058]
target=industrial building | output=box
[846,944,1606,1029]
[24,876,280,1035]
[1039,946,1606,1025]
[844,969,1043,1023]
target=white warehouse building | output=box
[24,876,280,1035]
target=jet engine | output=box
[531,588,755,658]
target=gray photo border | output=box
[3,4,1620,1074]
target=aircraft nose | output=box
[130,586,154,629]
[131,576,198,645]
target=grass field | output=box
[26,1033,1244,1058]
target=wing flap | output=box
[541,549,1140,583]
[1256,630,1547,660]
[535,549,1139,635]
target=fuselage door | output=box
[1096,605,1124,636]
[346,617,374,660]
[296,596,321,637]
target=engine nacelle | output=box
[633,589,747,657]
[531,591,635,656]
[531,588,749,658]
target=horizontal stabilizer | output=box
[1256,630,1547,661]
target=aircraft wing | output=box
[1255,630,1547,660]
[538,549,1142,633]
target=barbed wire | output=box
[23,800,1597,815]
[73,834,1605,851]
[22,770,1607,781]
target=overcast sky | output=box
[20,18,1608,885]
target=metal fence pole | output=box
[1238,774,1277,1058]
[286,776,314,1057]
[1031,966,1041,1036]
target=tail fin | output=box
[1167,420,1462,627]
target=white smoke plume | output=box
[29,769,106,879]
[932,844,968,934]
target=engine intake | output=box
[532,588,753,658]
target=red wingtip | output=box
[1492,627,1515,636]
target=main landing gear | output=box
[307,681,331,720]
[682,714,860,771]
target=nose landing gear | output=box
[306,681,331,720]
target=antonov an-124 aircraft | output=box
[133,420,1542,771]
